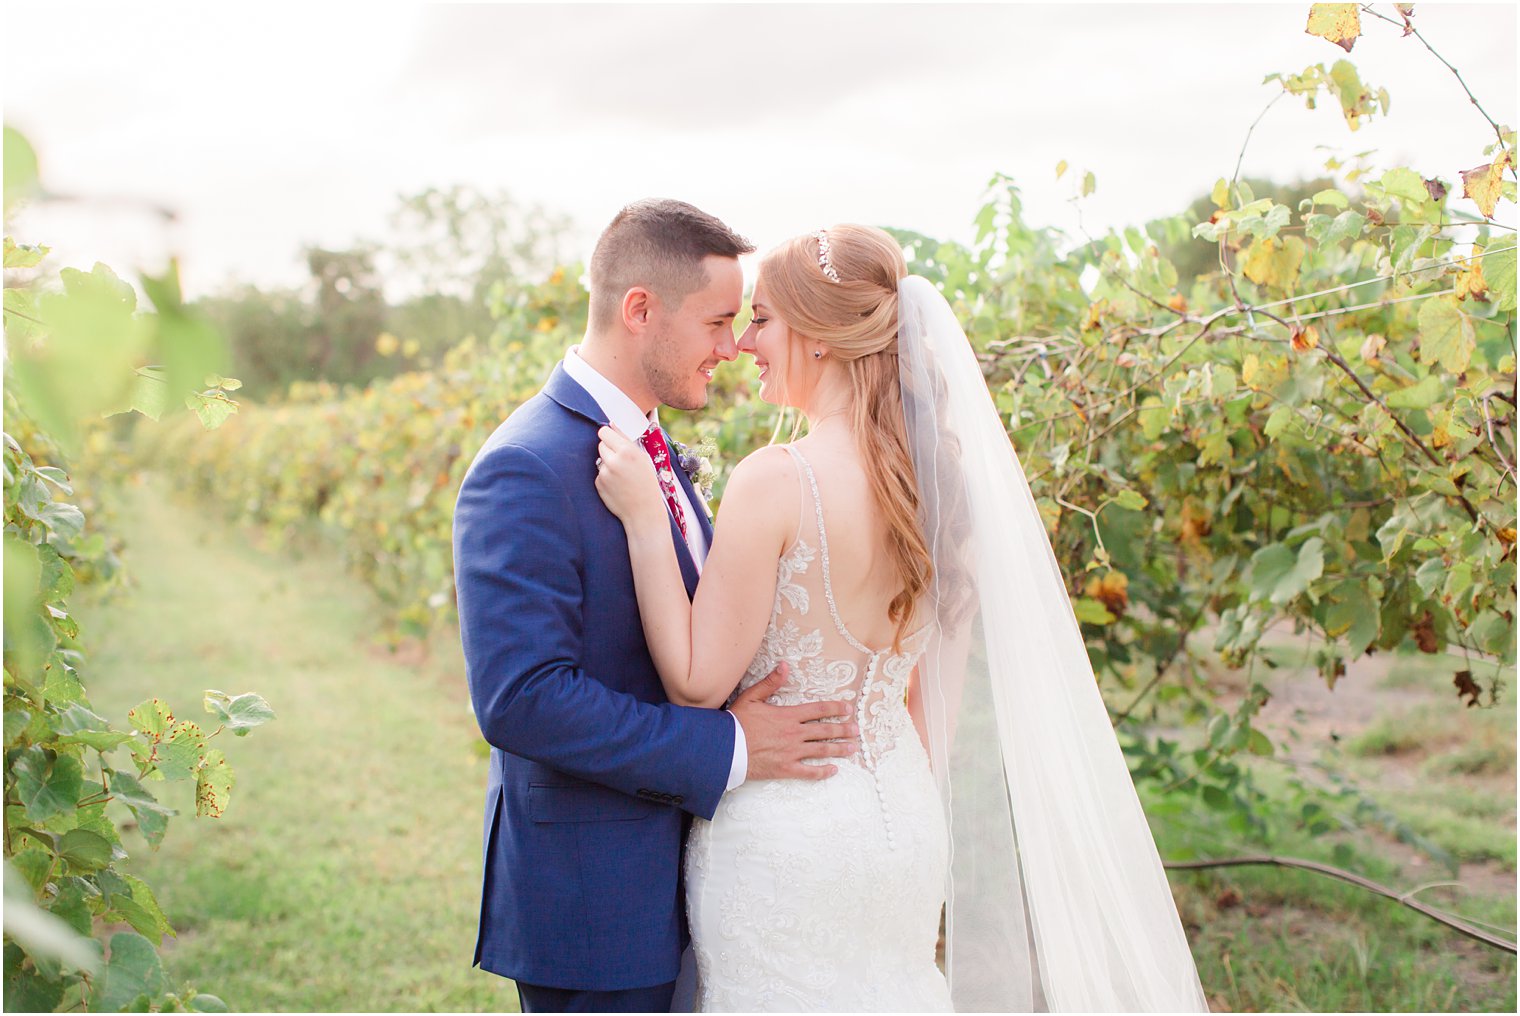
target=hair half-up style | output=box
[759,225,929,653]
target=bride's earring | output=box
[812,349,823,359]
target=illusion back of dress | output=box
[685,445,952,1012]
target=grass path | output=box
[74,478,507,1012]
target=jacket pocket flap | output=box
[528,783,652,823]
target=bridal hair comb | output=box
[813,229,842,284]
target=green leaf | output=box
[54,702,121,742]
[1201,784,1232,810]
[3,237,49,268]
[2,954,66,1013]
[1305,209,1366,247]
[1381,167,1429,204]
[1072,597,1117,625]
[37,543,75,604]
[4,125,41,212]
[1385,374,1445,410]
[4,537,48,678]
[1310,188,1349,209]
[155,721,207,782]
[92,932,165,1013]
[105,769,174,847]
[57,829,112,873]
[190,994,230,1013]
[105,367,173,422]
[195,749,234,817]
[1486,245,1516,312]
[1250,538,1324,605]
[38,500,85,542]
[1416,294,1476,373]
[14,748,84,823]
[10,846,54,893]
[203,690,276,736]
[127,699,174,738]
[188,391,238,430]
[1111,489,1148,511]
[1264,404,1295,441]
[110,875,174,944]
[5,708,32,746]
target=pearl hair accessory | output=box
[814,229,842,284]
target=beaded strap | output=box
[786,447,875,656]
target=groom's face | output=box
[640,255,743,411]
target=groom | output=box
[453,199,857,1013]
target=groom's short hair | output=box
[588,199,754,330]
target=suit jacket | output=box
[452,362,733,991]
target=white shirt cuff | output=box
[725,712,748,791]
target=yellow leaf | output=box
[1306,3,1361,52]
[1211,178,1230,209]
[1242,236,1307,290]
[1055,159,1068,179]
[1461,150,1512,218]
[1242,353,1260,387]
[1455,245,1488,301]
[375,332,399,357]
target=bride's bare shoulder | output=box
[714,445,803,551]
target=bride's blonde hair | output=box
[759,224,928,652]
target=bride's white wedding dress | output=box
[685,445,953,1012]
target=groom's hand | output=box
[728,664,858,781]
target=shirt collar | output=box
[562,345,658,440]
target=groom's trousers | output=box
[515,979,676,1013]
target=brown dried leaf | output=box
[1453,669,1482,707]
[1291,325,1320,353]
[1424,177,1448,202]
[1396,3,1416,35]
[1084,571,1129,616]
[1413,609,1439,653]
[1359,332,1387,362]
[1306,4,1361,53]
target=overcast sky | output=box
[5,1,1516,301]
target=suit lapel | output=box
[547,364,703,597]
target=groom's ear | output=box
[621,286,657,336]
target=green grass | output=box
[72,477,511,1012]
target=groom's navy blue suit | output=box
[452,363,734,1001]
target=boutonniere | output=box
[670,437,717,509]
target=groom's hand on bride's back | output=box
[728,664,858,781]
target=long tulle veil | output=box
[898,275,1210,1012]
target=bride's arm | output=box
[596,430,792,708]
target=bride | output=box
[594,224,1210,1012]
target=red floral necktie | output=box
[639,425,688,540]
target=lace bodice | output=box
[689,447,951,1011]
[736,446,932,783]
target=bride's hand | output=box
[594,425,667,528]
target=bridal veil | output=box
[897,274,1210,1012]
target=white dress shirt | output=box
[562,347,748,792]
